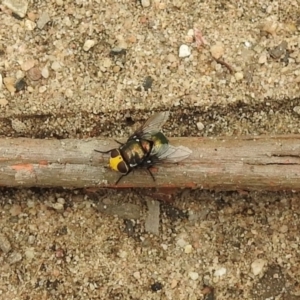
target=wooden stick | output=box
[0,136,300,191]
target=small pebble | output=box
[184,244,193,254]
[176,238,188,248]
[133,271,141,280]
[41,66,49,78]
[235,72,244,81]
[9,204,22,216]
[56,0,63,5]
[25,19,36,31]
[83,40,96,51]
[15,78,26,91]
[51,61,61,71]
[210,43,224,59]
[39,86,47,93]
[189,271,199,280]
[258,52,267,64]
[0,233,12,253]
[293,106,300,115]
[0,73,3,90]
[179,45,191,58]
[141,0,150,8]
[8,251,22,264]
[279,225,288,233]
[21,60,35,71]
[27,67,41,81]
[214,267,227,277]
[196,121,204,131]
[260,17,278,36]
[3,0,28,18]
[251,259,267,276]
[4,77,16,93]
[37,11,50,29]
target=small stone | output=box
[176,238,188,248]
[39,86,47,93]
[179,44,191,58]
[28,235,35,244]
[25,248,35,260]
[56,0,63,5]
[141,0,150,8]
[11,119,26,133]
[293,106,300,115]
[133,271,141,280]
[41,66,49,78]
[0,233,12,253]
[260,17,278,36]
[235,72,244,81]
[21,60,35,71]
[24,19,36,30]
[0,99,8,107]
[214,267,227,277]
[3,0,28,18]
[187,29,194,36]
[258,52,268,64]
[251,259,267,276]
[269,41,287,59]
[279,225,288,233]
[196,121,204,131]
[37,11,50,29]
[8,251,22,264]
[3,77,16,93]
[210,43,224,59]
[171,279,178,288]
[167,53,177,63]
[15,78,26,91]
[51,61,62,71]
[83,40,96,51]
[52,202,64,211]
[102,58,112,68]
[27,67,41,81]
[0,73,2,90]
[184,244,193,254]
[189,272,199,280]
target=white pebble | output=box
[235,72,244,81]
[41,66,49,78]
[196,121,204,131]
[214,267,227,277]
[293,106,300,115]
[176,238,188,248]
[251,259,266,276]
[184,244,193,254]
[141,0,150,7]
[179,44,191,58]
[39,86,47,93]
[189,271,199,280]
[133,271,141,280]
[83,40,96,51]
[51,61,61,71]
[25,20,36,31]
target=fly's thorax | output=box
[109,148,128,174]
[151,132,169,146]
[120,139,147,167]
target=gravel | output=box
[0,0,300,299]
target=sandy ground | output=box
[0,0,300,299]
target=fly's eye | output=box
[111,149,120,158]
[117,161,128,174]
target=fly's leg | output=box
[95,149,113,154]
[146,167,156,182]
[114,139,124,145]
[115,170,132,185]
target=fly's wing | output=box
[129,111,170,140]
[151,144,192,163]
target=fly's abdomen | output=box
[121,140,147,167]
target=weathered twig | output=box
[0,136,300,191]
